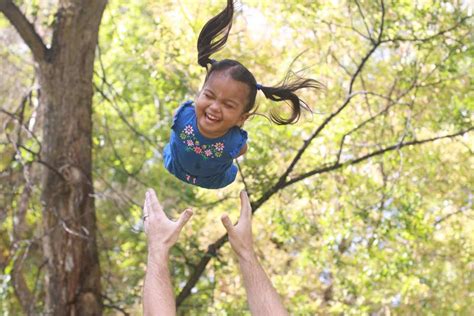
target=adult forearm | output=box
[143,252,176,316]
[238,252,289,316]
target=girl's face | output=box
[195,71,250,139]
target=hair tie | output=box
[256,83,263,91]
[209,58,217,65]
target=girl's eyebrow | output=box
[203,88,215,95]
[204,88,241,107]
[224,99,239,107]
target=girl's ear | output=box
[237,112,250,126]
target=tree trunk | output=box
[38,3,107,314]
[1,0,107,314]
[39,65,101,314]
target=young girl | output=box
[163,0,321,189]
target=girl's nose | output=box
[209,101,221,112]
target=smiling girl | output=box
[163,0,322,189]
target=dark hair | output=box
[197,0,322,125]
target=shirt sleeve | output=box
[171,100,194,131]
[229,128,248,158]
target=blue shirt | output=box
[163,100,248,189]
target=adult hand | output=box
[222,191,289,316]
[221,191,255,259]
[143,188,193,257]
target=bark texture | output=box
[1,0,108,314]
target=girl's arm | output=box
[236,143,248,158]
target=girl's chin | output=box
[198,121,222,137]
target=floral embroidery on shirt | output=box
[185,174,197,184]
[184,125,194,135]
[180,124,224,160]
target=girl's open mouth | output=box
[205,112,220,122]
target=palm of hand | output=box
[221,191,255,258]
[143,189,192,253]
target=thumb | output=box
[220,214,234,233]
[177,209,193,230]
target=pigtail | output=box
[259,74,323,125]
[197,0,234,68]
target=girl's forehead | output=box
[205,71,250,96]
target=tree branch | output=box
[174,1,474,306]
[176,126,473,306]
[93,79,157,148]
[434,209,469,226]
[11,184,34,315]
[0,0,48,62]
[176,5,391,305]
[176,235,228,306]
[275,1,386,189]
[286,127,473,186]
[175,0,470,308]
[11,246,35,315]
[381,15,473,44]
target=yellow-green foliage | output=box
[1,0,473,314]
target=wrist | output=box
[147,245,170,263]
[236,248,257,263]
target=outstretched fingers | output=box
[221,213,235,234]
[146,188,165,218]
[177,209,193,231]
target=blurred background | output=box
[1,0,473,314]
